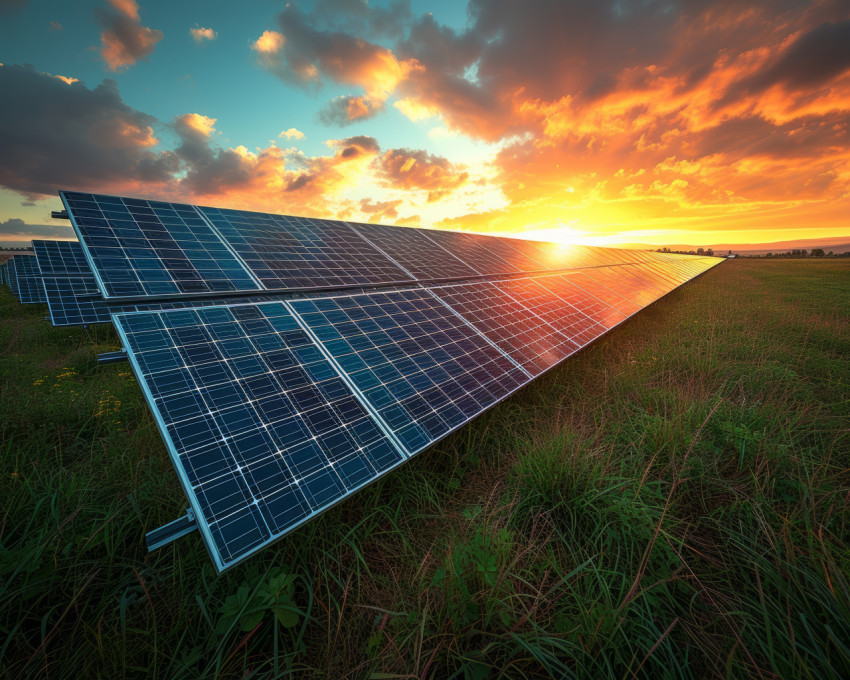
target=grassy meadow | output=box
[1,258,848,679]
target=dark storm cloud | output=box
[0,64,177,198]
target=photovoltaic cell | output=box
[422,230,528,276]
[563,269,642,317]
[61,191,261,299]
[14,255,45,304]
[32,239,91,277]
[429,281,578,377]
[289,289,529,455]
[113,302,405,570]
[534,274,627,330]
[348,221,478,281]
[497,277,606,347]
[198,207,410,289]
[7,258,19,297]
[43,275,113,326]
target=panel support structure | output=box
[146,508,198,552]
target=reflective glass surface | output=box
[199,207,410,289]
[62,191,261,299]
[114,302,404,570]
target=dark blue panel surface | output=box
[349,222,478,281]
[32,239,91,277]
[14,255,45,303]
[199,207,410,289]
[289,289,528,455]
[43,275,113,325]
[422,230,546,275]
[113,302,404,570]
[61,191,261,299]
[430,281,578,377]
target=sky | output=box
[0,0,848,247]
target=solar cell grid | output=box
[43,275,112,326]
[61,191,261,299]
[498,277,605,347]
[14,256,45,303]
[113,301,405,570]
[32,240,91,277]
[349,221,478,281]
[534,274,627,330]
[289,289,529,455]
[421,229,524,276]
[562,269,642,317]
[7,258,18,297]
[429,281,578,377]
[199,208,410,289]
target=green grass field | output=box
[1,259,848,679]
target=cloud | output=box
[190,25,218,43]
[317,94,385,125]
[0,63,489,226]
[376,148,469,202]
[48,21,62,31]
[357,197,402,222]
[720,19,850,105]
[254,5,419,97]
[97,0,163,72]
[279,128,305,140]
[0,217,75,239]
[0,63,176,198]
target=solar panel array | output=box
[12,255,45,304]
[4,190,724,571]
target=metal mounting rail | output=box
[97,350,127,365]
[146,508,198,552]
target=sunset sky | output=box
[0,0,848,247]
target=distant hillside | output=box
[622,236,850,255]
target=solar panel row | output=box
[13,255,46,304]
[113,255,722,571]
[62,190,720,302]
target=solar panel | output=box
[421,229,528,275]
[288,289,529,454]
[348,221,478,281]
[32,239,91,276]
[429,281,579,377]
[198,207,411,290]
[112,302,405,570]
[7,258,19,297]
[114,254,724,570]
[60,191,262,299]
[14,255,45,304]
[495,277,607,347]
[43,275,113,326]
[534,273,627,330]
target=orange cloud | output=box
[98,0,162,72]
[190,26,217,43]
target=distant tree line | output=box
[655,247,715,256]
[655,246,849,258]
[743,248,849,258]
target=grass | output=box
[1,258,848,679]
